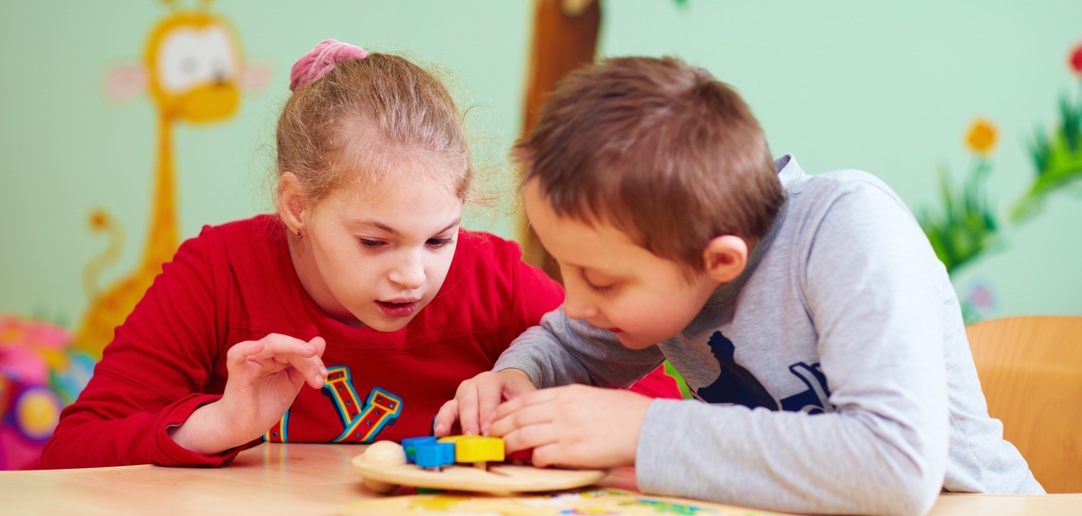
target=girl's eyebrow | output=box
[354,217,462,236]
[439,218,463,234]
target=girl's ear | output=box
[702,235,749,283]
[277,172,308,233]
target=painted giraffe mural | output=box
[75,0,269,359]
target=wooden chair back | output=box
[965,315,1082,493]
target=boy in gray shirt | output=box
[435,56,1042,515]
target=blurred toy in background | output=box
[0,314,95,470]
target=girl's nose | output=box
[389,251,425,290]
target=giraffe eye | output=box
[157,26,236,93]
[180,57,197,75]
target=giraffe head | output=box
[144,0,243,123]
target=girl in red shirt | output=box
[42,40,564,467]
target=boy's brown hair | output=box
[513,56,785,275]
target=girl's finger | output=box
[227,340,265,368]
[249,335,328,388]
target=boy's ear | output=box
[702,235,749,283]
[276,172,308,232]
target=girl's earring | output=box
[296,230,303,239]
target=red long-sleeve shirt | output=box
[41,215,564,468]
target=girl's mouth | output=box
[376,300,418,318]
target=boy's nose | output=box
[561,285,598,320]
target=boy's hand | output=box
[434,369,536,437]
[169,334,327,455]
[488,384,652,469]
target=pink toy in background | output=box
[0,314,94,470]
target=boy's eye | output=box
[581,270,618,293]
[427,237,454,248]
[360,238,385,248]
[586,282,615,293]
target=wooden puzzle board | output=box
[352,450,607,494]
[338,488,793,515]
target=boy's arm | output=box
[439,307,663,436]
[494,307,665,388]
[636,182,951,516]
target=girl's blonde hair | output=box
[276,52,472,205]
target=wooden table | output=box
[1,443,1078,515]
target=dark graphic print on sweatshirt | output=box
[696,331,832,414]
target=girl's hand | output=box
[434,369,536,436]
[487,384,652,469]
[168,334,327,455]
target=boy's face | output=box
[293,166,463,332]
[524,179,721,349]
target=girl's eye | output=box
[360,238,385,248]
[427,237,454,248]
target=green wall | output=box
[2,1,1080,327]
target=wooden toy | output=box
[352,437,607,495]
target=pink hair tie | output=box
[289,39,369,91]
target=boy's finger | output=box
[476,378,505,435]
[433,400,459,437]
[492,387,557,419]
[500,421,558,458]
[527,442,568,469]
[488,400,552,438]
[457,386,481,435]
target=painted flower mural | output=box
[918,119,999,276]
[920,42,1082,323]
[1011,43,1082,221]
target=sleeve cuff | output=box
[154,393,245,466]
[635,399,683,492]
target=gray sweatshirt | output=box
[494,155,1043,516]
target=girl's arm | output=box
[42,228,238,467]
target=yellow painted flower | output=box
[965,118,997,155]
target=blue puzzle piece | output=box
[414,441,455,469]
[401,436,437,463]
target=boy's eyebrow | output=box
[355,218,462,236]
[581,266,619,278]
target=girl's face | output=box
[291,167,464,331]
